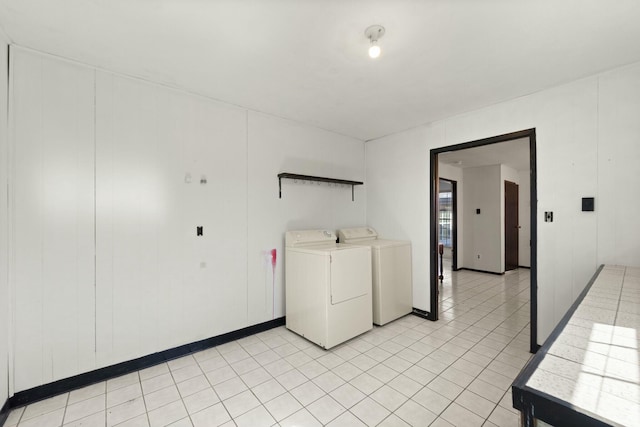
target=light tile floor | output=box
[5,264,531,427]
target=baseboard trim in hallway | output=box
[458,267,505,276]
[8,317,285,410]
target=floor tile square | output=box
[326,411,367,426]
[234,405,275,427]
[19,408,64,427]
[454,389,496,419]
[387,374,422,397]
[264,392,302,421]
[367,364,399,383]
[412,387,452,415]
[395,399,438,427]
[370,385,408,411]
[176,375,211,398]
[306,395,346,425]
[329,383,366,409]
[290,381,325,406]
[251,378,286,404]
[213,377,247,401]
[183,388,220,415]
[280,408,322,427]
[190,402,231,427]
[148,400,188,427]
[312,371,345,393]
[64,394,105,424]
[240,367,272,388]
[222,390,260,418]
[350,372,383,395]
[332,361,363,382]
[350,397,390,426]
[441,402,485,427]
[64,411,107,427]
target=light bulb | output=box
[368,44,381,58]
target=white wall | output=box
[366,125,436,311]
[367,61,640,344]
[9,47,365,392]
[94,70,250,368]
[247,112,365,325]
[0,32,9,406]
[518,170,531,267]
[462,166,502,273]
[438,163,464,267]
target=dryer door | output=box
[330,248,372,304]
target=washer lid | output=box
[285,229,337,247]
[337,226,378,243]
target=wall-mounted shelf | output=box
[278,173,364,201]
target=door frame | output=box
[430,128,539,353]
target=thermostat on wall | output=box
[582,197,595,212]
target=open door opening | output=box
[430,129,538,353]
[438,178,457,273]
[505,180,519,271]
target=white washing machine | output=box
[285,229,372,349]
[338,227,413,326]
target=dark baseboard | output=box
[518,266,531,269]
[9,317,285,409]
[412,307,429,319]
[412,307,437,321]
[459,267,504,276]
[0,398,9,426]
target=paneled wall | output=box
[367,62,640,344]
[95,71,249,367]
[11,50,96,392]
[9,47,365,392]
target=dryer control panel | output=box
[286,229,337,247]
[338,227,378,243]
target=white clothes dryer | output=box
[285,229,372,349]
[338,227,412,326]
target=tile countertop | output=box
[513,265,640,427]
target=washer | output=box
[285,229,372,349]
[338,227,412,326]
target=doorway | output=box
[430,129,538,353]
[438,178,457,271]
[505,180,519,271]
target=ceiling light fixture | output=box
[365,25,385,59]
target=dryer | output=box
[338,227,412,326]
[285,229,372,349]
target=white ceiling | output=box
[1,1,640,141]
[439,137,530,171]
